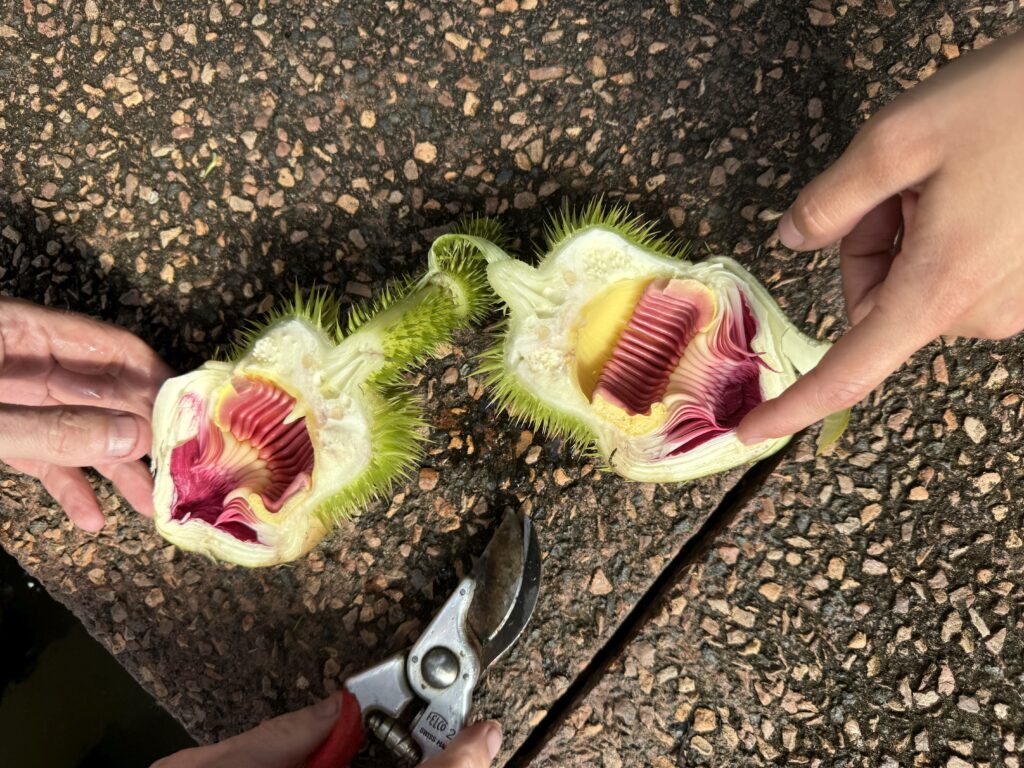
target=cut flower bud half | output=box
[463,202,848,482]
[151,223,498,566]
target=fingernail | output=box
[314,695,340,719]
[776,210,804,249]
[737,432,764,446]
[485,721,502,760]
[735,422,764,445]
[81,514,106,533]
[107,416,139,458]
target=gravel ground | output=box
[1,0,1021,765]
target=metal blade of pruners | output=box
[343,509,541,764]
[466,508,541,670]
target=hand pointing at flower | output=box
[0,298,173,530]
[738,30,1024,444]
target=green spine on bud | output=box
[452,200,849,482]
[150,221,498,567]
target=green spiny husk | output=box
[314,386,426,527]
[478,198,695,454]
[474,198,849,473]
[477,318,598,453]
[542,197,690,261]
[219,285,342,363]
[346,218,502,385]
[157,219,504,563]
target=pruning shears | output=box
[308,509,542,766]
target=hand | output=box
[737,30,1024,443]
[420,721,502,768]
[151,694,502,768]
[0,298,173,530]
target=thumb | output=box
[212,696,341,768]
[420,721,502,768]
[776,113,936,251]
[737,304,930,443]
[0,405,150,466]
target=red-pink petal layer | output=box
[593,279,714,416]
[169,377,314,543]
[662,291,763,455]
[590,279,765,458]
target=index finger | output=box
[0,298,174,413]
[737,304,932,443]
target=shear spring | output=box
[367,711,420,764]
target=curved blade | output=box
[466,509,542,670]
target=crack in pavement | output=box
[505,438,799,767]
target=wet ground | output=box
[1,1,1022,766]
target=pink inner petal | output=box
[169,378,314,543]
[593,279,715,416]
[662,291,763,455]
[589,279,766,459]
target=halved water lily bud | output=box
[460,202,847,482]
[151,224,497,566]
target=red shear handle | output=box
[307,689,365,768]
